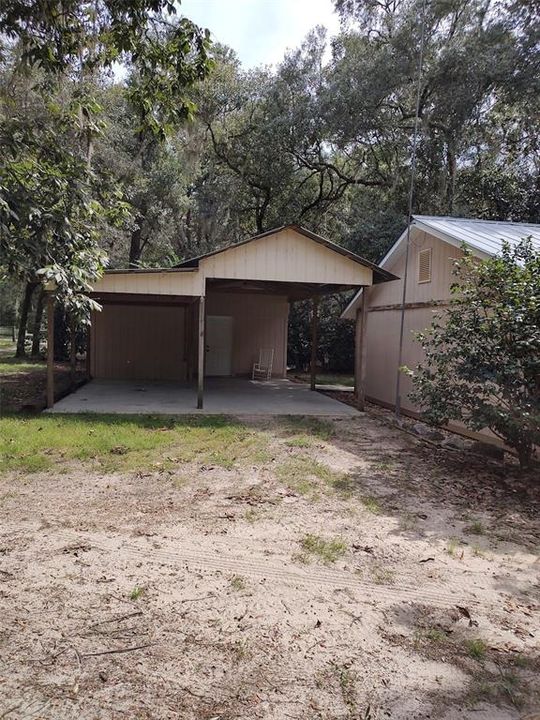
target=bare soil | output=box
[0,411,538,719]
[0,364,86,413]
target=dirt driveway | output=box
[0,410,538,719]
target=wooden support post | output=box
[46,293,55,409]
[185,304,191,381]
[70,315,77,387]
[197,295,205,409]
[86,322,92,379]
[310,297,319,391]
[354,288,369,411]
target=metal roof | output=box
[412,215,540,258]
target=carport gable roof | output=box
[175,224,397,284]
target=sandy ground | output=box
[0,410,538,719]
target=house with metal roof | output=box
[341,215,540,419]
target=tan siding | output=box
[364,306,439,411]
[205,292,288,377]
[93,270,203,296]
[363,232,467,412]
[362,232,466,413]
[201,228,372,286]
[368,230,464,308]
[91,305,186,380]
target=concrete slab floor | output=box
[47,378,360,416]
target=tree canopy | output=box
[1,0,539,363]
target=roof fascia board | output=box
[104,267,199,275]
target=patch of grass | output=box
[289,373,355,387]
[373,459,395,472]
[331,661,358,714]
[465,519,485,535]
[466,668,525,709]
[274,454,345,497]
[231,639,251,660]
[129,586,144,601]
[0,357,44,374]
[426,627,447,643]
[230,575,246,591]
[400,512,418,531]
[299,534,347,564]
[467,638,487,660]
[279,416,335,441]
[513,654,532,669]
[414,626,448,648]
[370,564,395,585]
[244,509,259,523]
[284,434,315,448]
[446,537,463,556]
[361,496,381,514]
[0,414,270,473]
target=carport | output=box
[44,225,396,413]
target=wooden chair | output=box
[252,348,274,381]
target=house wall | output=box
[201,228,372,286]
[205,292,289,377]
[365,230,464,412]
[91,304,187,381]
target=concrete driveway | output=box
[48,378,359,416]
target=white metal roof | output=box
[412,215,540,258]
[341,215,540,319]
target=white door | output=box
[206,315,233,376]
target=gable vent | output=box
[418,248,432,283]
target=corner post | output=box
[197,295,205,409]
[354,287,370,411]
[310,297,319,391]
[46,293,55,409]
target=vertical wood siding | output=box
[205,292,288,377]
[93,270,203,296]
[369,231,464,308]
[365,306,439,411]
[91,305,187,381]
[201,228,372,286]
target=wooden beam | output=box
[86,321,92,379]
[90,292,198,306]
[354,288,369,411]
[310,297,319,391]
[46,293,55,409]
[368,299,448,313]
[197,295,205,409]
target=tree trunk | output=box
[129,213,145,268]
[16,281,37,358]
[446,139,457,215]
[31,286,45,356]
